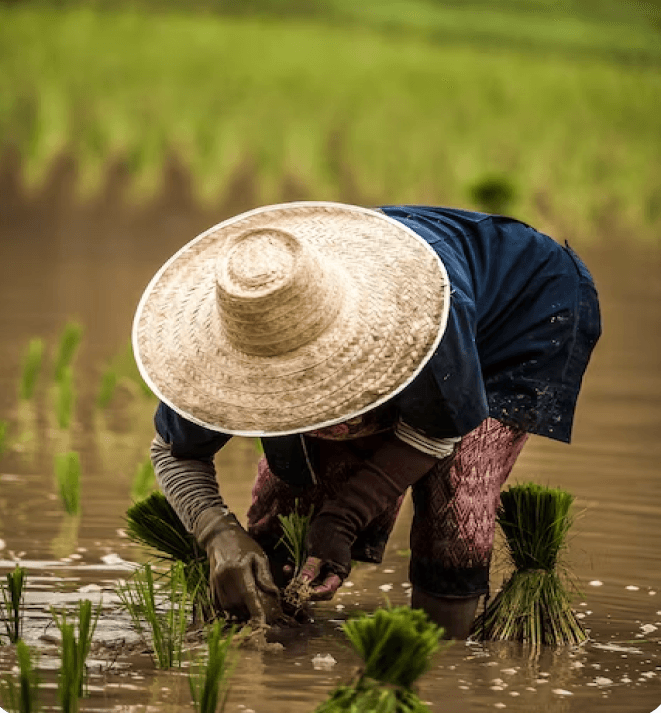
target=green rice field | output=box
[1,0,660,242]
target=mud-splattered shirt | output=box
[381,205,601,443]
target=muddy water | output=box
[0,181,660,712]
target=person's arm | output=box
[296,426,459,599]
[151,402,281,624]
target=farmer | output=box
[133,202,601,639]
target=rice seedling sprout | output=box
[55,366,75,429]
[96,367,118,409]
[0,640,40,713]
[277,500,314,575]
[116,561,194,668]
[0,565,27,644]
[51,599,101,708]
[278,501,315,612]
[53,322,83,382]
[189,620,238,713]
[54,452,81,516]
[471,482,587,646]
[315,606,447,712]
[130,457,156,503]
[19,338,44,401]
[0,420,8,461]
[95,341,153,404]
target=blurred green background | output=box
[1,0,660,242]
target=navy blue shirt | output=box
[382,206,601,442]
[155,206,601,485]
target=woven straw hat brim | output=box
[132,202,450,436]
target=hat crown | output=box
[222,228,299,297]
[215,228,342,356]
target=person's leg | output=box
[409,418,528,638]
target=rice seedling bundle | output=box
[0,565,27,644]
[54,452,81,516]
[126,491,202,566]
[315,606,446,712]
[189,620,238,713]
[0,639,40,713]
[19,338,44,401]
[471,482,587,646]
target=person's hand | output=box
[193,508,283,624]
[293,556,345,601]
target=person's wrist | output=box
[306,512,354,578]
[193,507,238,549]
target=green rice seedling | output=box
[116,561,194,668]
[53,322,83,383]
[55,366,75,430]
[277,500,314,576]
[0,419,8,460]
[95,367,118,409]
[95,343,151,407]
[51,514,81,561]
[51,599,101,708]
[0,565,27,644]
[315,606,447,712]
[189,620,238,713]
[108,340,154,400]
[54,452,81,516]
[278,501,315,611]
[471,482,587,646]
[57,623,80,713]
[0,640,40,713]
[18,338,44,401]
[130,457,156,503]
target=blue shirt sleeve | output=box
[154,401,232,461]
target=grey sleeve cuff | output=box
[150,434,229,532]
[394,420,460,458]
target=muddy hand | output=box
[296,556,344,601]
[193,508,283,624]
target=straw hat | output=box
[132,202,450,436]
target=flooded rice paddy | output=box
[0,184,660,712]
